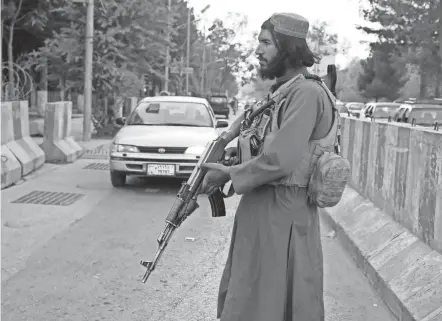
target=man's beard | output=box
[258,54,286,80]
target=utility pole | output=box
[164,0,172,92]
[0,0,3,70]
[200,26,206,95]
[185,8,191,95]
[83,0,94,141]
[439,0,442,61]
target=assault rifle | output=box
[140,132,231,283]
[321,64,340,152]
[321,64,337,98]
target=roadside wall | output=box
[340,117,442,253]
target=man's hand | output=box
[199,163,230,196]
[224,146,237,161]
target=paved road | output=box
[2,113,395,321]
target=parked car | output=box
[109,96,229,187]
[406,105,442,127]
[335,100,348,114]
[394,103,442,123]
[207,94,230,119]
[393,103,413,122]
[345,102,365,118]
[360,102,402,120]
[337,104,349,115]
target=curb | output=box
[1,142,111,190]
[319,187,442,321]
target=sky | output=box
[188,0,378,68]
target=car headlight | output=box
[185,146,205,155]
[111,144,140,153]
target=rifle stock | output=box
[140,132,230,283]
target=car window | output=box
[209,97,228,104]
[408,108,442,125]
[347,103,364,111]
[338,105,349,113]
[127,101,213,127]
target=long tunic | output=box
[217,71,333,321]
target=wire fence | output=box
[1,62,35,102]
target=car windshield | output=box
[126,101,213,127]
[209,97,228,104]
[408,108,442,125]
[347,103,364,110]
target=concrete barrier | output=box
[1,104,22,189]
[43,101,83,163]
[4,101,45,176]
[36,90,48,117]
[77,94,84,113]
[321,117,442,321]
[340,117,442,252]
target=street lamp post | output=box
[83,0,94,141]
[185,8,191,94]
[164,0,172,92]
[163,4,210,95]
[439,1,442,61]
[200,39,206,94]
[184,5,210,95]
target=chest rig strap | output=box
[238,74,303,164]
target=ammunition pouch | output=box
[237,110,273,164]
[238,127,258,163]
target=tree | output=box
[357,42,408,101]
[21,0,169,103]
[358,0,441,98]
[336,58,365,102]
[169,0,200,62]
[1,0,52,98]
[201,14,251,96]
[164,6,250,97]
[307,21,338,57]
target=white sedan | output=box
[109,96,229,187]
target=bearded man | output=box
[200,12,338,321]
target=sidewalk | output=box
[17,138,112,186]
[320,188,442,321]
[1,155,113,283]
[21,112,112,185]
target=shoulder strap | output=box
[304,74,341,148]
[304,73,337,111]
[245,74,304,122]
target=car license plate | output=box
[147,164,175,176]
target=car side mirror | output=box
[216,120,229,128]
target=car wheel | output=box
[225,112,230,119]
[110,171,126,187]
